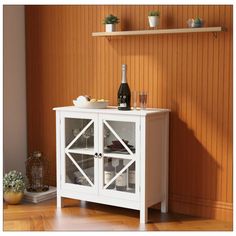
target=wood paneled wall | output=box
[25,5,233,221]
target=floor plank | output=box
[3,198,233,231]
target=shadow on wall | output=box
[167,107,220,219]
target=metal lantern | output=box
[25,151,49,192]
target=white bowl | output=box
[73,100,108,109]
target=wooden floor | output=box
[3,198,232,231]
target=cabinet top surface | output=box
[53,106,170,116]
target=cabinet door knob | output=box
[94,153,98,158]
[98,153,103,158]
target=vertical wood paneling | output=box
[225,5,233,205]
[25,5,233,221]
[201,5,209,210]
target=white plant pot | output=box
[148,16,159,28]
[105,24,116,32]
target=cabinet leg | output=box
[161,199,168,213]
[57,196,64,208]
[140,207,148,224]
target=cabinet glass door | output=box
[61,113,98,193]
[99,115,140,200]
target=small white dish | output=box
[73,100,109,109]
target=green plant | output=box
[3,170,25,193]
[103,14,120,24]
[194,17,202,24]
[148,10,160,16]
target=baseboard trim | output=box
[168,194,233,221]
[170,194,233,210]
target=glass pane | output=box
[103,121,136,155]
[103,157,135,193]
[65,118,94,150]
[65,153,94,186]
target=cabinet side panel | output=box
[56,111,62,207]
[146,114,166,207]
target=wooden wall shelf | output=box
[92,26,225,38]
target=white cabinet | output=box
[54,106,169,223]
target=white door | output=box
[60,112,98,194]
[98,114,140,201]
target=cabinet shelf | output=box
[92,26,225,38]
[66,147,94,155]
[103,152,134,159]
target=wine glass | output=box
[90,126,94,137]
[72,128,82,147]
[132,91,138,110]
[72,128,81,137]
[139,91,148,109]
[82,127,93,149]
[104,128,110,147]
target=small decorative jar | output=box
[25,151,49,192]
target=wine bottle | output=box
[115,159,127,191]
[117,64,131,110]
[104,158,115,189]
[128,163,135,189]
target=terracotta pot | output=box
[4,191,24,205]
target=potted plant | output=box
[3,170,25,204]
[148,10,160,28]
[193,17,203,27]
[103,14,120,32]
[187,17,203,28]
